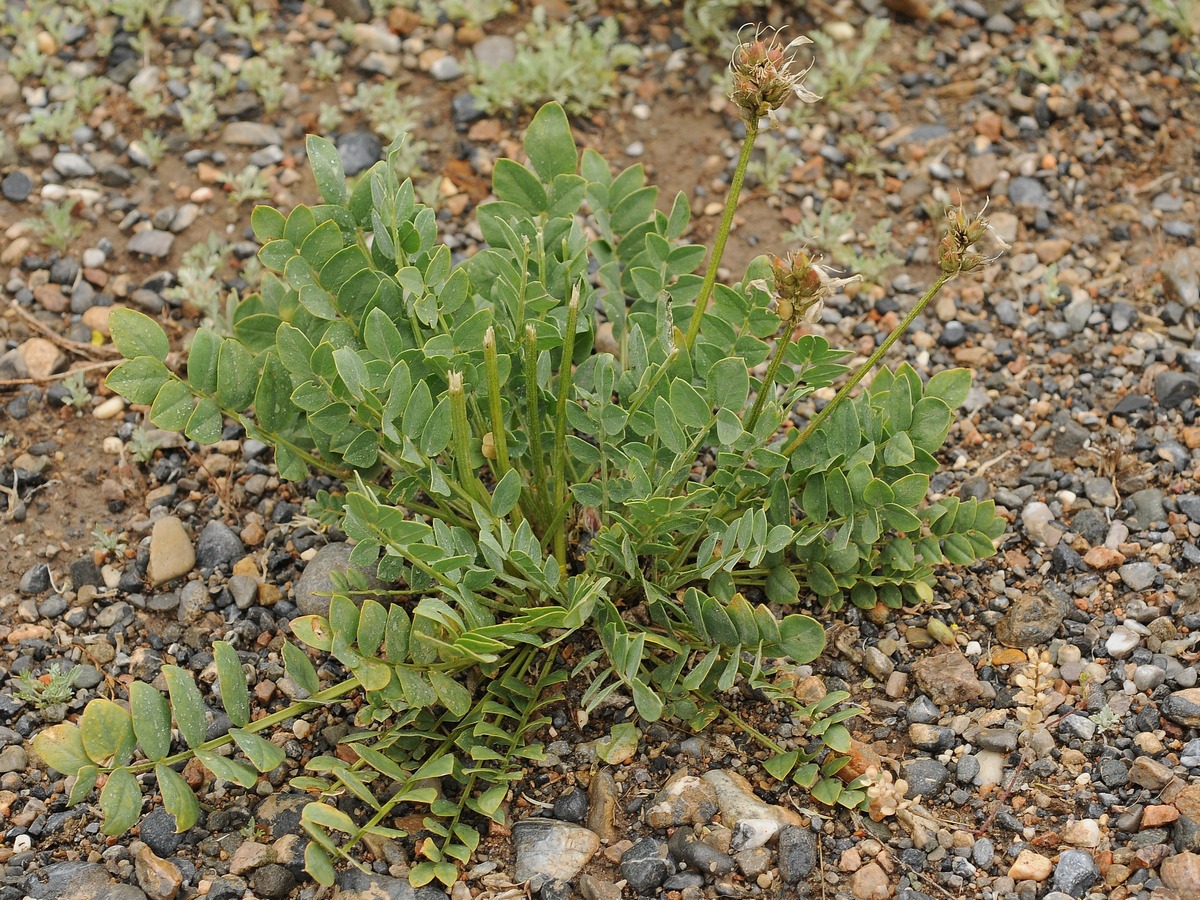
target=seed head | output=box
[729,27,820,127]
[768,250,858,324]
[938,203,998,275]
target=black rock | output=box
[777,826,817,884]
[1,171,32,202]
[619,837,672,894]
[24,861,145,900]
[140,808,183,857]
[667,827,733,875]
[19,564,51,595]
[552,787,588,824]
[1053,848,1099,897]
[337,130,382,177]
[939,321,967,347]
[195,520,246,570]
[901,759,950,798]
[1110,393,1150,417]
[49,257,80,285]
[251,864,295,899]
[451,92,486,129]
[1155,371,1200,409]
[539,881,572,900]
[1008,176,1049,208]
[70,559,103,588]
[205,877,247,900]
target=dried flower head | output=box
[768,250,859,323]
[729,27,820,127]
[938,202,999,274]
[862,765,912,822]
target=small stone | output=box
[1021,501,1062,545]
[1133,664,1167,692]
[337,130,382,176]
[1119,562,1156,591]
[973,837,995,868]
[619,837,672,894]
[2,171,33,202]
[139,809,182,858]
[1060,819,1101,848]
[1106,626,1140,658]
[1156,371,1200,408]
[1161,852,1200,894]
[909,723,956,752]
[995,589,1067,647]
[1163,689,1200,727]
[850,861,889,900]
[222,121,283,146]
[293,543,380,616]
[195,520,246,570]
[911,647,986,706]
[134,845,183,900]
[1008,848,1053,881]
[53,151,96,177]
[19,337,66,380]
[147,516,195,586]
[250,864,295,899]
[701,769,802,850]
[1083,546,1124,569]
[0,745,28,773]
[128,230,175,258]
[552,787,588,824]
[472,34,517,67]
[20,563,52,595]
[430,55,463,81]
[644,771,718,829]
[901,758,950,798]
[778,826,817,884]
[512,819,600,884]
[1162,248,1200,308]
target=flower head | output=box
[938,201,1003,275]
[729,27,820,127]
[769,250,859,324]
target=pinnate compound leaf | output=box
[213,641,251,728]
[80,699,136,768]
[109,308,169,361]
[524,102,577,183]
[130,681,172,762]
[150,380,194,432]
[924,368,972,408]
[32,723,89,776]
[163,665,207,750]
[156,764,200,832]
[231,729,286,773]
[185,397,223,444]
[100,768,142,835]
[428,670,472,717]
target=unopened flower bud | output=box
[769,250,857,325]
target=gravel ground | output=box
[2,1,1200,899]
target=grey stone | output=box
[1130,488,1167,527]
[53,152,96,177]
[323,0,370,20]
[255,793,310,840]
[1052,848,1099,897]
[1164,689,1200,727]
[1098,758,1129,788]
[1119,562,1157,591]
[293,542,383,617]
[908,723,955,752]
[1156,371,1200,409]
[1008,176,1049,208]
[901,759,950,798]
[472,35,517,68]
[907,695,940,724]
[975,728,1018,753]
[451,92,485,129]
[778,826,816,883]
[335,870,430,899]
[956,755,981,784]
[222,121,283,146]
[1162,247,1200,308]
[337,130,382,177]
[512,819,600,884]
[667,827,733,875]
[619,837,672,894]
[1063,296,1092,331]
[195,520,246,570]
[128,230,175,259]
[1133,664,1167,693]
[250,865,295,899]
[1083,476,1117,508]
[0,744,27,773]
[430,55,463,81]
[2,171,32,202]
[228,575,258,610]
[972,837,995,868]
[1180,738,1200,767]
[24,861,148,900]
[19,563,51,594]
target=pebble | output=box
[128,230,176,258]
[1106,625,1141,658]
[337,130,383,177]
[147,516,195,586]
[1009,848,1053,882]
[222,121,283,146]
[53,152,96,177]
[511,819,600,883]
[777,826,817,883]
[133,845,183,900]
[195,520,246,570]
[430,55,463,81]
[1053,848,1100,896]
[1163,689,1200,727]
[2,171,32,201]
[618,837,672,894]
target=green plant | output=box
[351,84,421,140]
[240,57,286,113]
[227,4,272,42]
[25,199,86,253]
[91,524,128,557]
[1017,37,1082,84]
[787,205,903,286]
[307,47,342,82]
[1148,0,1200,37]
[14,663,81,710]
[224,166,271,205]
[468,7,639,115]
[180,82,218,139]
[746,133,800,193]
[317,102,344,135]
[805,17,891,109]
[1024,0,1072,30]
[37,31,1001,889]
[62,371,93,410]
[418,0,513,27]
[681,0,747,49]
[132,129,168,169]
[18,100,80,147]
[127,426,163,464]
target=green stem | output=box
[744,314,798,434]
[523,323,549,524]
[683,120,760,349]
[122,677,360,775]
[551,286,581,570]
[715,699,784,754]
[482,327,512,480]
[781,271,954,459]
[448,372,489,506]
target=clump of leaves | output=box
[14,664,81,710]
[61,371,93,410]
[25,199,86,252]
[468,7,639,115]
[35,32,1001,890]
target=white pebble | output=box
[13,834,32,853]
[93,396,126,419]
[102,436,124,454]
[626,141,644,158]
[632,103,651,121]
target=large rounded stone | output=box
[292,542,383,616]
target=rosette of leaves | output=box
[35,102,1002,886]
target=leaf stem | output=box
[683,120,760,349]
[551,286,581,570]
[781,271,953,458]
[482,327,512,480]
[744,314,797,433]
[523,324,550,525]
